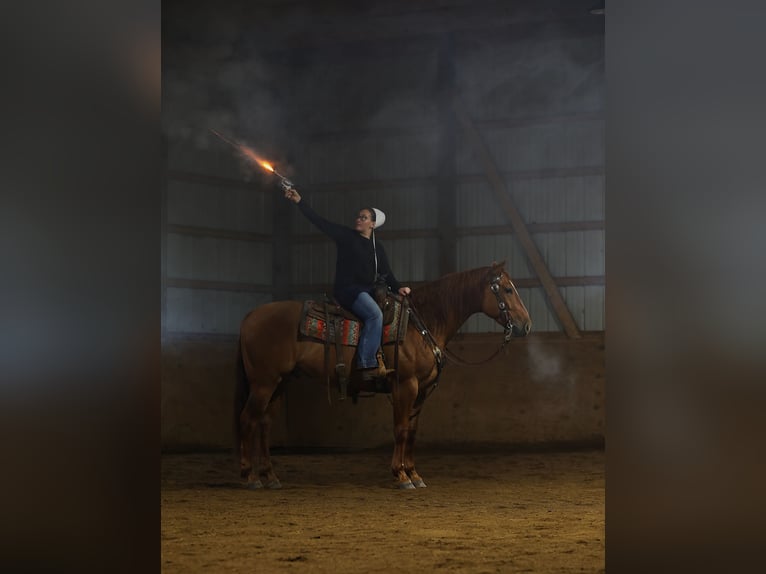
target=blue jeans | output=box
[350,291,383,369]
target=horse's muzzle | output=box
[512,322,531,337]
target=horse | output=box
[234,261,532,489]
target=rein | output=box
[443,340,509,367]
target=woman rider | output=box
[284,187,411,382]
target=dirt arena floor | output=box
[161,448,604,573]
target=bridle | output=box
[489,272,516,344]
[435,271,521,369]
[397,270,524,404]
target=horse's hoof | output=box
[397,480,416,490]
[247,480,264,490]
[411,478,427,488]
[265,479,282,489]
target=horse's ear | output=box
[491,260,506,269]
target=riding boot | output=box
[358,351,394,390]
[359,362,393,382]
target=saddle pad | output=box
[299,296,408,346]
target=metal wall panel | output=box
[536,230,604,277]
[561,285,605,332]
[514,175,605,223]
[290,243,335,287]
[165,136,274,335]
[167,180,273,233]
[167,234,272,284]
[168,138,248,179]
[456,171,604,229]
[374,185,440,231]
[290,184,439,232]
[582,285,605,331]
[457,28,604,120]
[290,236,438,287]
[457,120,604,174]
[519,286,556,333]
[383,238,440,283]
[454,162,603,333]
[305,54,438,134]
[456,234,531,279]
[165,288,271,335]
[163,5,603,336]
[309,135,439,184]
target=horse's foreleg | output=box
[390,377,419,490]
[403,399,427,488]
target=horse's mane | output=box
[408,266,491,334]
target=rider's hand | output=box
[284,188,301,203]
[398,286,411,296]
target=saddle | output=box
[298,292,410,401]
[298,292,409,346]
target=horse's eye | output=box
[505,287,515,294]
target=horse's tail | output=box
[233,336,249,461]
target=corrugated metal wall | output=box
[287,18,603,333]
[456,120,605,333]
[164,142,273,335]
[163,1,604,338]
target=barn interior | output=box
[161,0,605,571]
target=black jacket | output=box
[297,200,401,308]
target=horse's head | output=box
[483,262,532,339]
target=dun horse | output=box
[234,262,531,489]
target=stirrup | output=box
[360,365,391,381]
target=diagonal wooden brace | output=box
[453,97,582,339]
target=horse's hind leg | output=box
[239,394,262,489]
[255,398,283,489]
[240,381,282,489]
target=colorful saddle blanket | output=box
[299,294,409,346]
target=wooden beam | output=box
[167,220,604,247]
[166,170,269,193]
[309,113,602,142]
[307,176,438,193]
[475,113,603,130]
[291,220,604,243]
[264,9,602,60]
[461,165,604,183]
[304,166,602,194]
[167,165,602,196]
[515,276,604,288]
[458,220,604,236]
[167,224,272,243]
[165,278,273,294]
[453,96,583,338]
[164,274,603,298]
[162,331,239,343]
[288,275,604,296]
